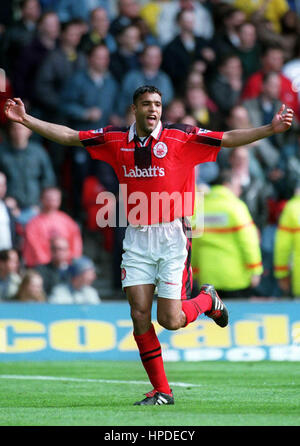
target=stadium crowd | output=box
[0,0,300,303]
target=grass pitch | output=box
[0,360,299,426]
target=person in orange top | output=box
[242,44,300,120]
[22,186,82,267]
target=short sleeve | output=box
[79,127,116,168]
[184,128,223,166]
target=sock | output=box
[134,323,171,395]
[182,291,213,326]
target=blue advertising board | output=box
[0,301,299,361]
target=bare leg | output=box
[156,297,186,330]
[127,284,171,395]
[126,284,155,334]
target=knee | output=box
[131,307,151,331]
[157,314,182,331]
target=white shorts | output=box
[121,218,189,299]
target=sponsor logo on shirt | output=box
[122,165,165,178]
[153,142,168,158]
[197,128,210,134]
[91,128,103,134]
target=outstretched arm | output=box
[221,104,294,148]
[4,98,83,146]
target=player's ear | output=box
[131,103,137,115]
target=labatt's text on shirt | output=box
[122,165,165,178]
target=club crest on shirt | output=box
[153,142,168,158]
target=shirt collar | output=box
[128,121,162,142]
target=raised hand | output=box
[4,98,26,124]
[271,104,294,134]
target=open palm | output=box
[271,104,294,134]
[4,98,26,123]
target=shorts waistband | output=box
[129,218,183,230]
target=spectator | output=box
[34,236,72,296]
[0,172,17,250]
[241,44,300,120]
[34,19,86,122]
[162,9,215,95]
[242,72,288,171]
[279,10,300,61]
[55,0,114,23]
[23,186,83,267]
[0,122,56,221]
[13,11,61,109]
[276,128,300,199]
[233,0,289,34]
[109,0,141,37]
[59,43,119,217]
[117,45,174,117]
[13,270,46,302]
[163,98,187,124]
[60,43,118,130]
[49,256,101,304]
[282,37,300,103]
[184,86,219,129]
[131,16,159,47]
[33,19,86,177]
[191,169,263,299]
[207,53,243,116]
[222,104,271,177]
[212,6,246,59]
[110,24,143,83]
[235,21,262,81]
[79,7,117,55]
[156,0,214,45]
[184,69,205,91]
[274,184,300,297]
[1,0,41,77]
[228,146,269,229]
[0,249,21,301]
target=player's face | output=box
[133,92,162,136]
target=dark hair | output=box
[176,8,194,23]
[87,42,108,57]
[261,43,283,56]
[0,249,18,262]
[133,85,162,104]
[61,19,83,32]
[0,249,10,262]
[262,70,279,84]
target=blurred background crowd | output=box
[0,0,300,304]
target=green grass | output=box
[0,361,299,426]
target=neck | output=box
[135,124,152,138]
[181,30,194,41]
[143,68,158,78]
[42,208,57,214]
[89,68,105,79]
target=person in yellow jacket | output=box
[191,169,263,298]
[234,0,289,33]
[274,185,300,297]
